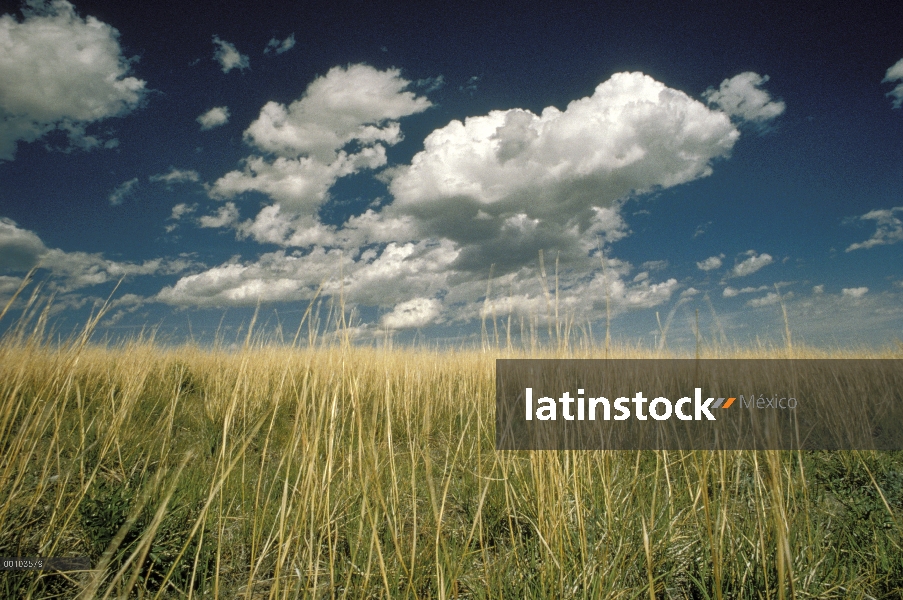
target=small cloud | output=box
[841,287,868,298]
[381,297,442,329]
[150,168,200,187]
[731,250,773,277]
[109,178,139,206]
[693,221,712,238]
[883,57,903,109]
[415,75,445,93]
[747,292,783,307]
[723,285,768,298]
[680,287,700,298]
[199,202,239,228]
[642,260,668,271]
[212,36,249,73]
[264,33,295,55]
[703,72,785,125]
[165,202,196,232]
[197,106,230,130]
[460,75,480,95]
[696,254,724,271]
[845,206,903,251]
[169,203,197,221]
[812,284,824,294]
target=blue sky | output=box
[1,0,902,349]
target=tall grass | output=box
[1,289,902,598]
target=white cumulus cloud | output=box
[243,64,431,161]
[0,0,146,161]
[703,72,785,124]
[387,71,738,273]
[212,36,249,73]
[381,297,442,329]
[197,106,230,130]
[730,250,773,277]
[697,255,724,271]
[842,287,868,298]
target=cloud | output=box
[723,285,768,298]
[813,284,824,294]
[212,35,249,73]
[0,217,194,291]
[209,65,432,240]
[842,287,868,298]
[0,217,48,270]
[730,250,773,277]
[703,72,785,124]
[150,168,200,187]
[697,255,723,271]
[747,292,782,307]
[243,64,431,161]
[165,202,197,232]
[162,70,740,328]
[415,75,445,93]
[381,297,442,329]
[197,106,230,130]
[199,202,240,228]
[109,178,139,206]
[884,58,903,108]
[264,33,295,55]
[0,0,146,161]
[845,206,903,251]
[388,72,738,274]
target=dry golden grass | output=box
[1,286,902,598]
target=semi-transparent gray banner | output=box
[496,359,903,450]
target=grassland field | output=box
[1,294,903,599]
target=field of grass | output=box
[1,293,903,598]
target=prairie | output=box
[1,297,902,598]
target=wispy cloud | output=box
[109,178,139,206]
[212,36,249,73]
[846,206,903,251]
[264,33,295,55]
[884,57,903,108]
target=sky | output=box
[0,0,902,349]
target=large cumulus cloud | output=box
[0,0,146,160]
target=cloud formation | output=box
[242,64,431,161]
[697,255,723,271]
[842,287,868,298]
[0,0,146,161]
[382,297,442,329]
[846,206,903,251]
[388,72,738,273]
[703,72,785,124]
[197,106,230,130]
[212,36,249,73]
[884,58,903,109]
[163,70,762,329]
[264,34,295,55]
[109,178,139,206]
[0,217,193,291]
[150,168,200,187]
[730,250,773,277]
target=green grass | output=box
[0,285,902,598]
